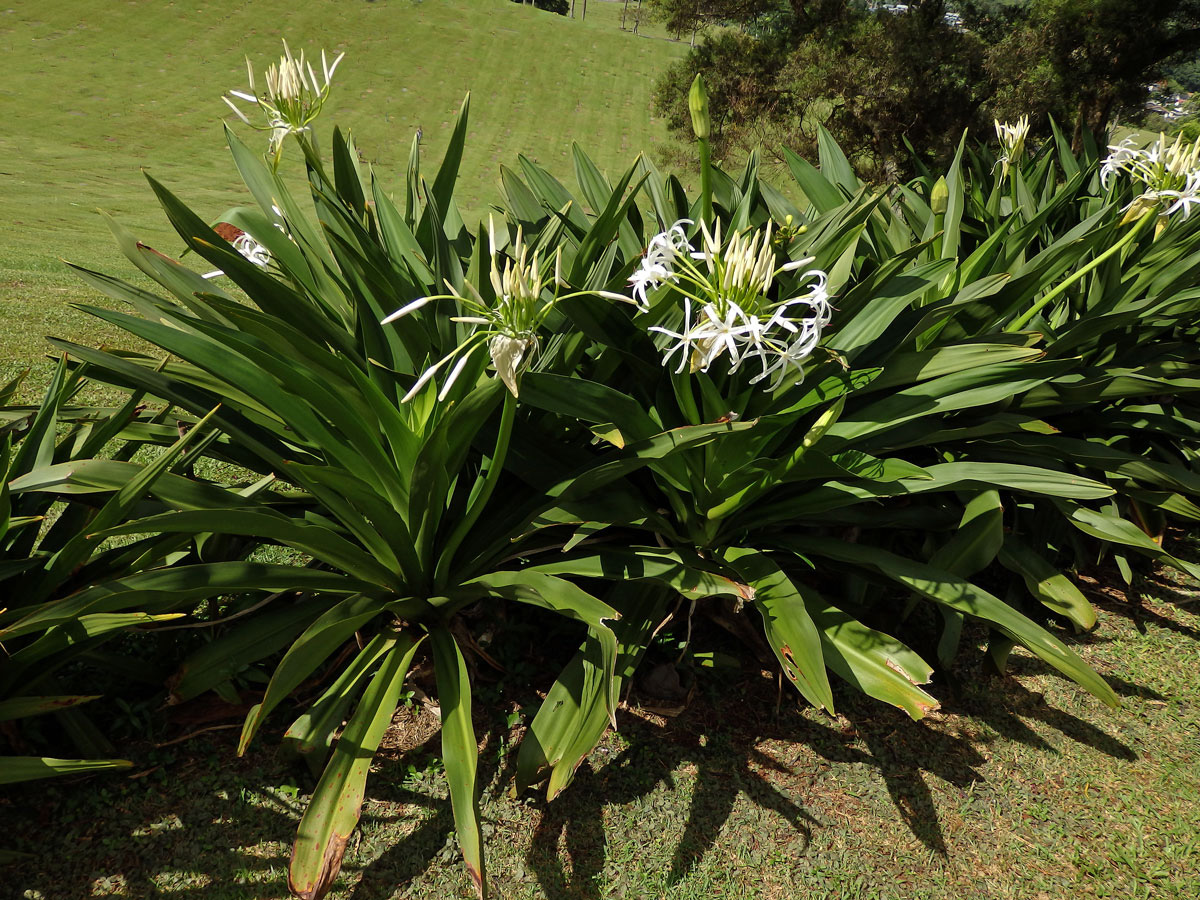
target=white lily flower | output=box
[1101,138,1140,189]
[201,227,272,279]
[1100,133,1200,228]
[383,221,630,401]
[694,302,749,372]
[632,218,831,388]
[647,298,700,374]
[994,116,1029,178]
[489,334,536,398]
[1161,170,1200,218]
[628,218,693,310]
[223,41,345,166]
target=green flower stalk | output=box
[223,41,344,168]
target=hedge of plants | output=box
[6,51,1200,899]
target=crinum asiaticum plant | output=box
[892,121,1200,609]
[44,57,768,899]
[49,47,1200,898]
[480,131,1127,802]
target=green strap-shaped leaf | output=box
[515,584,670,799]
[289,632,422,900]
[816,125,860,194]
[783,146,841,213]
[997,534,1097,631]
[0,756,133,786]
[283,634,396,771]
[524,547,751,602]
[928,490,1004,667]
[238,594,393,753]
[430,626,487,899]
[723,548,834,713]
[463,571,619,724]
[97,510,403,592]
[35,405,221,600]
[805,591,938,720]
[171,599,326,704]
[779,536,1118,707]
[0,563,377,641]
[5,613,184,678]
[0,695,102,723]
[1054,500,1200,580]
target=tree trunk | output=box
[622,0,630,29]
[633,0,642,33]
[582,0,587,20]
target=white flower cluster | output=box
[383,218,631,401]
[1100,134,1200,223]
[994,116,1029,178]
[224,41,344,163]
[629,219,831,391]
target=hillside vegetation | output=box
[0,0,683,368]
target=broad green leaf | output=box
[778,537,1118,707]
[239,594,393,753]
[289,632,422,900]
[0,756,133,785]
[998,535,1097,631]
[0,695,102,723]
[808,594,938,720]
[723,547,834,713]
[430,626,487,898]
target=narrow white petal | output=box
[438,347,478,401]
[222,96,254,125]
[595,290,639,304]
[402,356,450,403]
[779,256,816,272]
[381,295,435,324]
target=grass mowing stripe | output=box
[2,0,687,375]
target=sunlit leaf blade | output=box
[430,626,487,898]
[289,631,423,900]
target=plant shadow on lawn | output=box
[3,599,1179,899]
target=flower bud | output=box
[689,74,711,141]
[930,177,949,216]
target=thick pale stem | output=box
[1008,209,1155,332]
[698,136,713,227]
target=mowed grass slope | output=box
[0,0,685,369]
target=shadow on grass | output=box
[519,674,1003,899]
[953,668,1138,763]
[0,650,1153,899]
[0,737,306,899]
[523,707,824,899]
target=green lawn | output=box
[0,0,687,373]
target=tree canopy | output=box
[652,0,1200,176]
